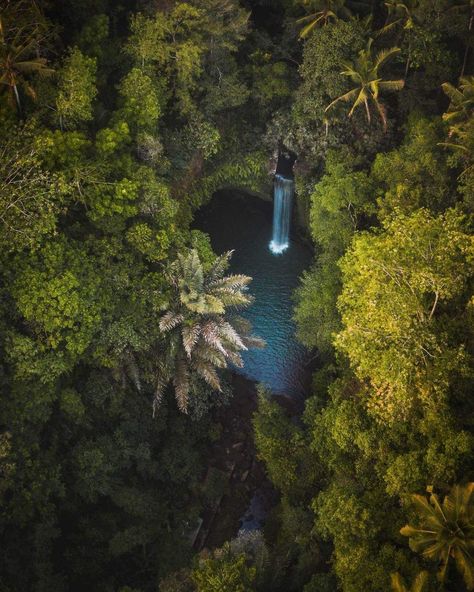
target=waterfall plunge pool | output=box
[195,190,312,399]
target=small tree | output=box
[56,48,97,130]
[156,249,262,414]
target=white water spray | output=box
[269,174,293,254]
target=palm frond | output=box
[374,46,401,69]
[297,13,326,39]
[413,571,429,592]
[373,97,388,130]
[390,572,407,592]
[325,88,358,112]
[208,250,233,282]
[219,321,247,351]
[208,273,251,291]
[376,18,403,36]
[442,81,465,104]
[153,368,169,417]
[377,79,405,92]
[454,548,474,591]
[193,343,227,368]
[225,350,244,368]
[243,335,266,349]
[195,362,222,391]
[348,89,368,117]
[182,323,201,358]
[160,311,184,332]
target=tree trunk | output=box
[429,291,439,320]
[404,40,411,81]
[13,84,22,119]
[364,99,371,125]
[460,10,473,78]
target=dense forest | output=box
[0,0,473,590]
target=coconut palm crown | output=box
[0,15,53,116]
[400,483,474,590]
[442,76,474,129]
[155,249,263,414]
[440,77,474,175]
[325,38,404,131]
[296,0,351,39]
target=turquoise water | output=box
[195,190,312,398]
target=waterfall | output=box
[269,174,293,254]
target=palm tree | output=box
[325,38,404,130]
[155,249,263,414]
[0,16,53,116]
[378,1,418,78]
[447,0,474,77]
[442,76,474,129]
[296,0,351,38]
[383,0,417,30]
[390,571,429,592]
[440,77,474,177]
[400,483,474,590]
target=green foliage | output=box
[95,121,130,155]
[88,177,139,220]
[372,115,452,218]
[1,1,473,591]
[75,14,109,59]
[309,150,374,254]
[156,249,262,413]
[303,572,338,592]
[295,18,366,126]
[126,222,170,262]
[401,483,474,589]
[190,230,216,271]
[294,150,373,354]
[56,47,97,129]
[441,76,474,205]
[35,128,91,169]
[296,0,351,39]
[0,124,68,252]
[117,67,163,131]
[12,238,107,355]
[336,208,473,422]
[253,386,304,494]
[192,544,256,592]
[248,54,292,106]
[325,38,404,131]
[186,115,221,159]
[124,1,249,117]
[294,253,342,353]
[0,4,54,115]
[188,151,270,208]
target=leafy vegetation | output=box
[0,0,473,591]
